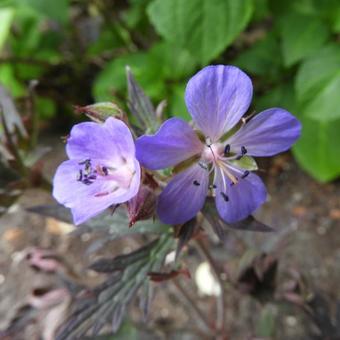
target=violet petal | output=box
[157,163,209,224]
[136,117,203,170]
[185,65,253,141]
[66,117,135,162]
[227,108,301,157]
[214,168,267,223]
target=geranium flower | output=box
[136,65,301,225]
[53,117,140,225]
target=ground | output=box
[0,135,339,339]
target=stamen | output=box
[241,170,249,179]
[220,192,229,202]
[218,161,238,185]
[76,170,83,181]
[95,186,119,197]
[102,166,108,176]
[241,146,247,155]
[209,184,217,189]
[78,159,91,165]
[193,180,200,186]
[198,161,209,170]
[224,144,230,155]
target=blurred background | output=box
[0,0,339,339]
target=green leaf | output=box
[292,115,340,182]
[255,83,297,114]
[295,45,340,102]
[147,0,253,64]
[256,304,277,337]
[93,42,196,110]
[169,83,191,120]
[229,156,258,171]
[278,12,329,67]
[295,44,340,122]
[76,102,123,123]
[0,7,14,51]
[233,32,282,80]
[19,0,69,24]
[0,65,25,97]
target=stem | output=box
[195,238,226,337]
[28,80,39,149]
[172,278,212,334]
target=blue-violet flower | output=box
[136,65,301,225]
[53,117,140,225]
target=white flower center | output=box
[201,142,224,163]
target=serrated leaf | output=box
[147,0,253,64]
[27,205,170,237]
[56,235,173,339]
[229,156,258,171]
[278,12,329,67]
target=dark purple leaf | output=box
[126,66,158,133]
[175,217,198,260]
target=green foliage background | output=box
[0,0,340,181]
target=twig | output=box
[195,238,226,338]
[172,278,212,334]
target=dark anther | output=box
[220,192,229,202]
[102,166,108,176]
[224,144,230,155]
[241,146,247,155]
[76,170,83,181]
[209,184,217,189]
[79,159,91,165]
[241,170,250,179]
[193,180,200,186]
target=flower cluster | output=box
[53,65,301,226]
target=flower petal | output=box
[215,168,267,223]
[66,117,135,162]
[157,163,209,224]
[185,65,253,141]
[227,108,301,157]
[53,159,140,225]
[136,118,203,170]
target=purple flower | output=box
[136,65,301,225]
[53,117,140,225]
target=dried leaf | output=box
[148,268,191,282]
